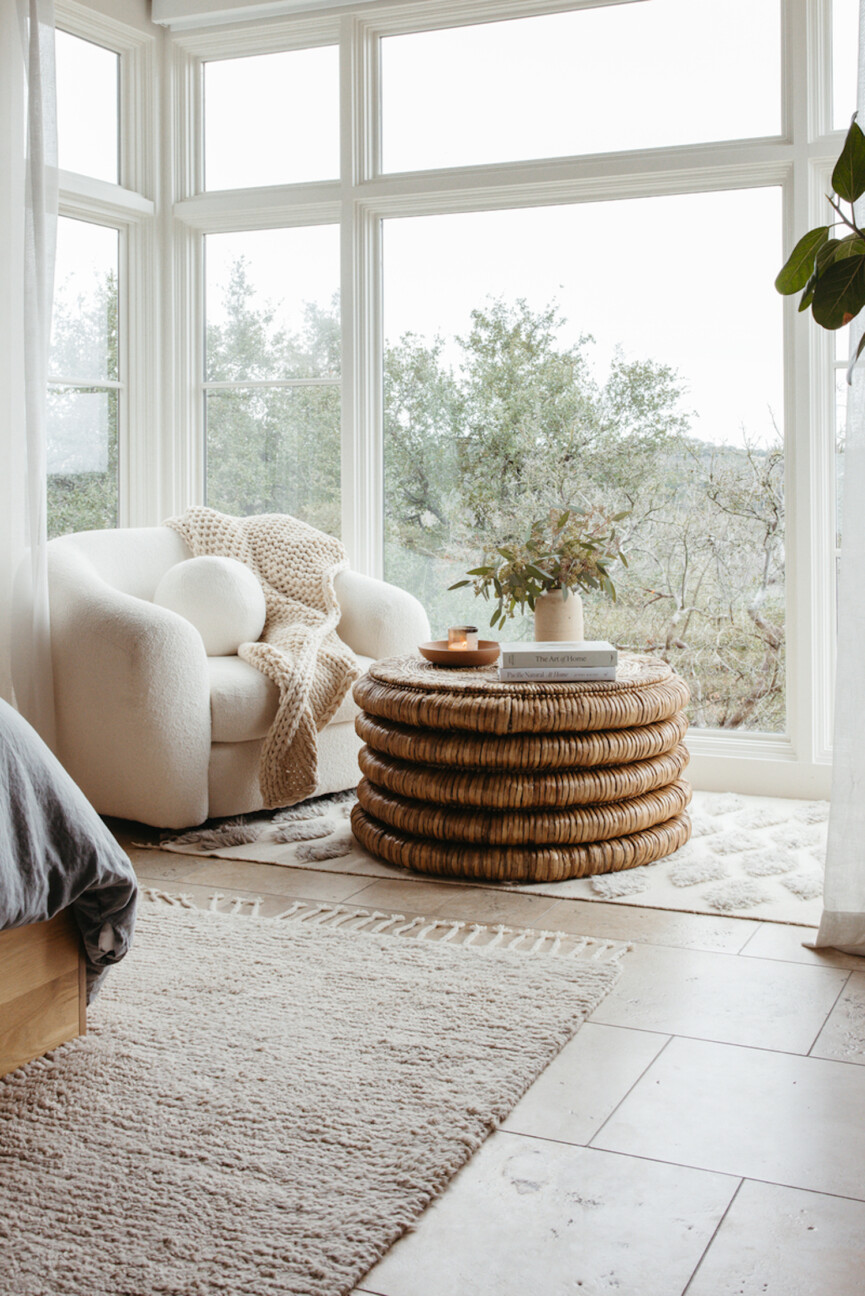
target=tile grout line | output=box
[807,969,854,1057]
[584,1020,865,1066]
[579,1140,865,1206]
[586,1034,676,1148]
[735,921,766,955]
[679,1177,745,1296]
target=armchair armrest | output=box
[334,569,431,661]
[48,544,212,828]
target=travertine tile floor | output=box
[116,822,865,1296]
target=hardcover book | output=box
[498,640,617,669]
[498,666,617,682]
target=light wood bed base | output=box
[0,911,86,1078]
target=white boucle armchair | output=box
[46,526,430,829]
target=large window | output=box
[383,189,785,732]
[51,24,123,538]
[52,8,155,537]
[169,0,851,795]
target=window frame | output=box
[168,0,841,798]
[55,1,158,530]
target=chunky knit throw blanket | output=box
[166,508,360,808]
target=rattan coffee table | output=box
[350,653,691,883]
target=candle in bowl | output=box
[448,625,479,651]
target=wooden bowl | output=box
[418,639,501,667]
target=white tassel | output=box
[299,904,340,925]
[505,931,530,951]
[391,916,424,937]
[274,901,306,921]
[329,909,368,928]
[367,912,405,932]
[414,918,442,940]
[437,922,465,943]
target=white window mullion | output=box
[340,15,383,575]
[162,43,205,520]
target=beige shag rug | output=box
[0,897,624,1296]
[156,788,829,926]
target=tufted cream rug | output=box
[0,898,624,1296]
[154,789,829,927]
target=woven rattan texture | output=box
[354,654,689,735]
[354,711,690,771]
[350,804,692,882]
[356,777,691,846]
[352,654,692,881]
[357,743,690,809]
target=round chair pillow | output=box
[154,556,267,656]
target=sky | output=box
[53,0,859,452]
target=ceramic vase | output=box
[533,589,584,642]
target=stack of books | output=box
[498,640,618,682]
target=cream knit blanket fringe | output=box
[166,507,360,808]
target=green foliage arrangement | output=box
[449,505,628,631]
[775,119,865,356]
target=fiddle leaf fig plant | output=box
[776,119,865,362]
[449,506,628,632]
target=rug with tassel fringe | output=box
[0,895,627,1296]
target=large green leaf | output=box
[832,121,865,203]
[798,274,817,311]
[775,226,830,294]
[815,238,841,275]
[836,235,865,260]
[811,254,865,329]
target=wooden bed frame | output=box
[0,911,86,1078]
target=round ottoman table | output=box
[350,653,692,883]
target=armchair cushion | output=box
[208,653,374,744]
[154,555,266,656]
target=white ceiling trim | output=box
[151,0,640,33]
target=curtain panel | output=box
[814,0,865,958]
[0,0,57,746]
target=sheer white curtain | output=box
[814,0,865,957]
[0,0,57,745]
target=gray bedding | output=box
[0,698,137,995]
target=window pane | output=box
[833,0,859,130]
[206,387,340,535]
[206,227,340,382]
[383,189,785,734]
[47,217,119,539]
[47,387,118,537]
[50,217,118,383]
[382,1,780,173]
[204,48,339,190]
[205,226,341,534]
[55,30,118,183]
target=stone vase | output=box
[533,589,584,642]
